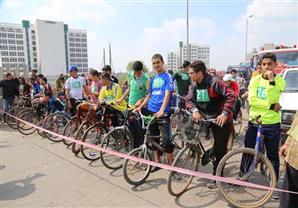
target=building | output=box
[182,43,210,68]
[167,52,180,71]
[167,42,210,70]
[0,19,88,76]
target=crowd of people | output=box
[0,52,297,207]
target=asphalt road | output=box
[0,120,280,208]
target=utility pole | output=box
[186,0,189,61]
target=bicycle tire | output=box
[62,116,80,146]
[17,109,37,135]
[81,124,106,161]
[100,127,134,169]
[43,112,69,142]
[216,148,276,208]
[167,145,200,196]
[123,147,152,186]
[71,122,89,154]
[7,106,21,129]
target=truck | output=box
[251,48,298,74]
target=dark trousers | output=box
[128,114,145,148]
[233,98,241,120]
[244,122,281,179]
[185,120,232,175]
[280,164,298,208]
[2,96,15,122]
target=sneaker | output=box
[151,166,161,173]
[207,180,217,189]
[272,191,280,200]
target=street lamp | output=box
[245,15,254,62]
[186,0,189,61]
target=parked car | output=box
[279,68,298,142]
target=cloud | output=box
[235,0,297,52]
[2,0,116,28]
[116,17,218,72]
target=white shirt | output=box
[65,76,86,100]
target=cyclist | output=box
[173,60,191,105]
[134,54,174,171]
[117,61,150,147]
[98,72,127,127]
[102,65,119,84]
[244,52,285,185]
[39,91,64,116]
[65,65,87,116]
[186,60,236,189]
[223,74,241,122]
[89,69,102,104]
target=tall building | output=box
[167,52,180,71]
[0,19,88,76]
[182,43,210,68]
[167,42,210,70]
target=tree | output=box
[126,60,149,73]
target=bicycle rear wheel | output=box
[81,124,106,161]
[123,147,152,186]
[100,127,134,169]
[167,145,200,196]
[216,148,276,208]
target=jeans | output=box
[243,122,281,179]
[2,96,15,122]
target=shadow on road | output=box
[131,178,167,192]
[0,173,46,201]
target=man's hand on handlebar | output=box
[192,111,202,123]
[216,113,228,127]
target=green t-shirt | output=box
[173,70,191,96]
[127,71,150,107]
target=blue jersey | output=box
[148,71,174,113]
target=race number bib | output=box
[72,81,81,89]
[196,89,210,102]
[181,73,189,80]
[257,87,267,100]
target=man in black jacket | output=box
[186,61,236,189]
[0,72,19,123]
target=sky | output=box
[1,0,297,72]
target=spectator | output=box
[0,72,19,123]
[102,65,119,84]
[18,77,30,96]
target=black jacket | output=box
[187,75,236,120]
[0,79,19,98]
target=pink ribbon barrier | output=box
[2,110,298,195]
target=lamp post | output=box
[186,0,189,61]
[245,15,254,62]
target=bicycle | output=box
[122,111,183,186]
[7,96,31,129]
[167,118,218,196]
[216,116,276,208]
[80,103,116,161]
[41,99,72,142]
[99,106,134,169]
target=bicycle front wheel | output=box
[216,148,276,208]
[81,124,106,161]
[100,127,134,170]
[167,145,200,196]
[123,147,152,186]
[17,109,37,135]
[43,112,69,142]
[62,116,80,146]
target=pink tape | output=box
[2,110,298,195]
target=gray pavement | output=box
[0,121,279,208]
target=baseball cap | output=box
[69,65,78,72]
[223,74,234,81]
